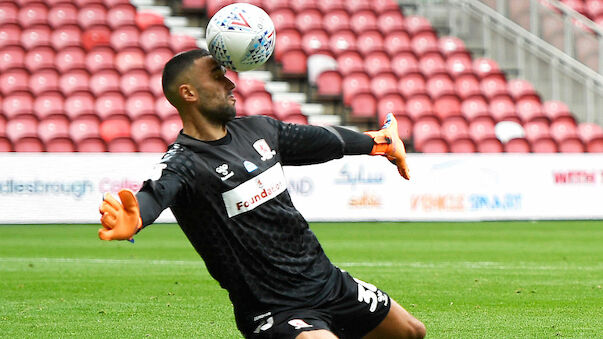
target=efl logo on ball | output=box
[206,3,276,72]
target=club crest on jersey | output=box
[288,319,313,330]
[216,163,234,181]
[244,160,258,173]
[253,139,276,161]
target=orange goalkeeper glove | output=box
[364,113,411,180]
[98,189,142,241]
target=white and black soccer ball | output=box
[206,3,276,72]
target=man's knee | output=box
[404,318,426,339]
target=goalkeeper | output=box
[99,49,424,339]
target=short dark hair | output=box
[161,49,212,100]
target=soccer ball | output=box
[206,3,276,72]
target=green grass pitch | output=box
[1,221,602,338]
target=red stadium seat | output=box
[90,69,120,96]
[0,2,18,25]
[315,70,342,98]
[14,136,44,152]
[439,36,468,58]
[477,137,504,153]
[411,32,439,56]
[0,137,13,152]
[274,28,302,62]
[48,3,78,28]
[236,78,266,98]
[516,98,546,123]
[282,113,309,125]
[549,119,578,143]
[441,116,469,142]
[542,100,574,121]
[149,72,163,97]
[110,25,140,51]
[81,24,111,51]
[280,49,307,76]
[140,25,171,52]
[468,116,496,141]
[370,72,398,98]
[206,0,235,17]
[405,94,434,121]
[115,47,145,74]
[244,92,273,116]
[6,116,38,142]
[273,100,302,120]
[145,47,173,74]
[155,95,178,119]
[419,52,446,77]
[405,15,433,36]
[317,0,344,13]
[446,54,474,79]
[138,137,167,152]
[504,137,531,153]
[301,29,330,55]
[345,0,372,13]
[489,95,519,122]
[449,137,476,153]
[24,46,55,72]
[120,69,150,96]
[29,69,59,96]
[461,96,489,121]
[531,137,558,153]
[0,45,25,72]
[392,113,413,140]
[0,23,21,48]
[70,116,100,143]
[364,51,391,76]
[65,92,96,120]
[290,0,318,13]
[391,52,420,77]
[384,30,411,56]
[342,72,370,106]
[507,78,539,101]
[100,116,131,142]
[161,115,183,142]
[480,76,508,100]
[322,10,350,34]
[2,92,34,119]
[558,137,585,153]
[78,3,108,29]
[59,69,90,96]
[577,122,603,143]
[125,92,155,119]
[455,74,482,100]
[50,24,81,50]
[329,30,357,56]
[95,92,126,119]
[170,34,197,53]
[434,94,462,121]
[107,3,136,29]
[0,68,29,96]
[350,10,378,35]
[296,9,323,33]
[398,73,426,98]
[586,136,603,152]
[356,30,385,56]
[131,116,161,142]
[473,57,503,79]
[55,46,86,73]
[77,137,107,152]
[263,0,290,11]
[377,94,405,122]
[426,74,455,99]
[0,113,5,136]
[421,137,449,153]
[38,116,70,142]
[349,92,377,118]
[86,47,115,73]
[45,137,76,152]
[377,11,405,34]
[108,137,137,152]
[33,92,64,119]
[523,120,551,143]
[271,8,296,31]
[18,2,49,28]
[371,0,401,14]
[336,51,364,75]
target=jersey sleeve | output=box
[136,144,196,227]
[265,118,374,166]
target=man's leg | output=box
[296,329,338,339]
[363,299,426,339]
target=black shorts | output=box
[238,269,391,339]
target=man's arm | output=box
[273,114,410,179]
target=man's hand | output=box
[98,189,142,241]
[364,113,411,180]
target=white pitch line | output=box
[0,257,600,271]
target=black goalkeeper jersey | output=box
[136,115,373,315]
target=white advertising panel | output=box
[0,154,602,223]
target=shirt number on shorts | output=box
[354,278,388,312]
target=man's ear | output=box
[179,84,197,103]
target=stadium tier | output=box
[0,0,602,152]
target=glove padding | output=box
[98,189,142,241]
[364,113,411,180]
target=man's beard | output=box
[201,103,236,124]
